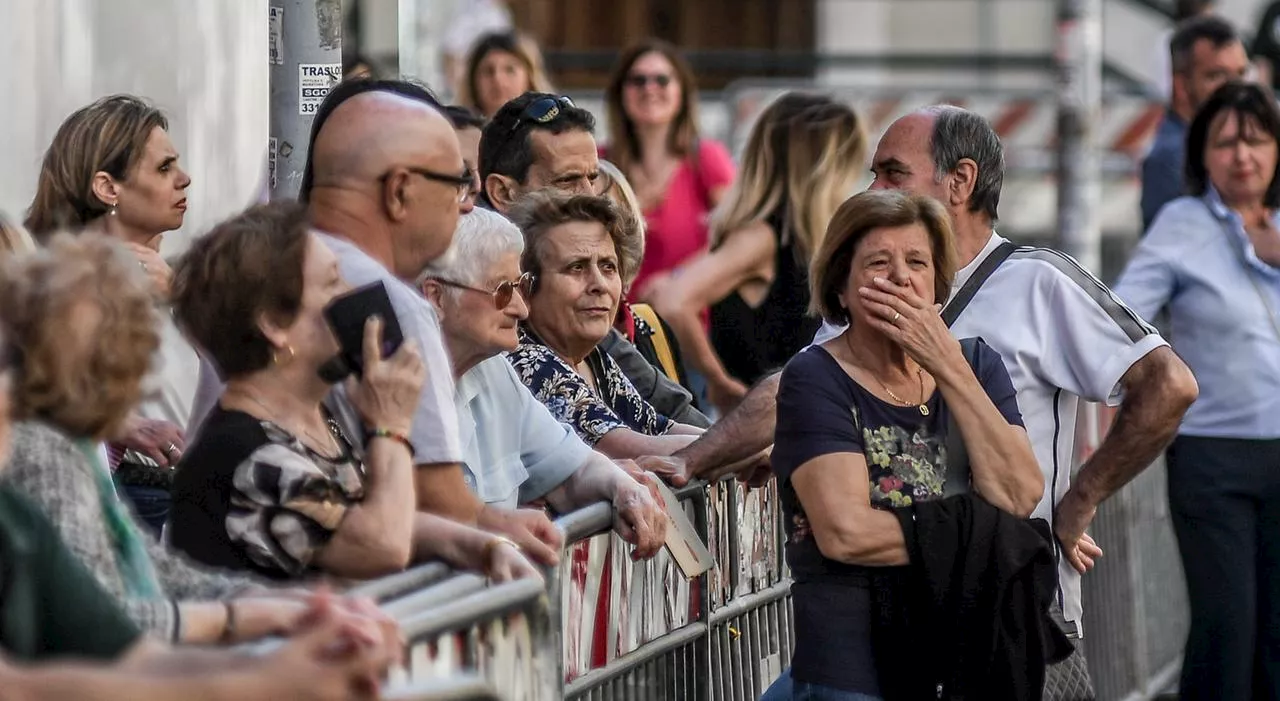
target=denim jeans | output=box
[119,485,171,538]
[761,669,883,701]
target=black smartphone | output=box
[322,281,405,377]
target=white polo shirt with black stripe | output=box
[815,232,1167,634]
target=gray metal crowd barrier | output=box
[362,476,793,701]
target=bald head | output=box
[310,91,462,189]
[306,90,473,281]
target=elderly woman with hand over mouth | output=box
[418,207,667,558]
[503,191,715,463]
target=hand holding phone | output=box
[322,282,405,378]
[347,316,424,437]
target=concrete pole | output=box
[269,0,343,200]
[1054,0,1103,274]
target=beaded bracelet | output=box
[368,427,415,458]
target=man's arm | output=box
[670,372,781,482]
[1055,346,1198,571]
[413,463,484,521]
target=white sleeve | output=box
[1028,263,1167,406]
[385,286,463,465]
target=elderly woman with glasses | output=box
[504,190,717,462]
[415,207,666,558]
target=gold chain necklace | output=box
[845,333,931,416]
[234,390,341,454]
[877,369,930,416]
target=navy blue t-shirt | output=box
[772,340,1023,694]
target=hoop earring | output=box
[271,344,295,366]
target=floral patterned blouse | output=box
[507,326,673,445]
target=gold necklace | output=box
[234,390,340,454]
[845,333,931,416]
[877,369,930,416]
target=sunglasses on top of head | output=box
[492,96,577,154]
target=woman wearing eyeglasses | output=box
[415,208,667,556]
[603,39,736,303]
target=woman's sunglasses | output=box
[426,273,535,309]
[625,73,673,89]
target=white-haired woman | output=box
[417,208,666,559]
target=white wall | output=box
[0,0,269,255]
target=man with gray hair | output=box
[763,105,1198,700]
[416,207,667,558]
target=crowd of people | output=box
[4,4,1280,699]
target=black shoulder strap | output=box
[942,338,982,496]
[941,241,1018,327]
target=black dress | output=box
[710,210,821,385]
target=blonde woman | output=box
[459,32,554,119]
[650,93,867,413]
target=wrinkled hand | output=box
[485,539,544,584]
[125,239,173,300]
[635,454,691,487]
[479,506,564,566]
[349,316,424,435]
[611,472,668,560]
[735,452,774,489]
[255,593,395,701]
[117,415,186,467]
[858,277,963,377]
[1055,489,1104,574]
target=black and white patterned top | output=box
[170,405,365,580]
[507,326,673,445]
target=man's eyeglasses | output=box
[492,96,577,157]
[381,166,476,204]
[624,73,673,89]
[426,272,535,309]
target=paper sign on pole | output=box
[298,63,342,115]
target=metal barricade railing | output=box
[364,475,793,701]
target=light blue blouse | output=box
[1114,190,1280,438]
[455,355,592,508]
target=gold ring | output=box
[892,311,901,322]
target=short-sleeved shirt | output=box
[456,355,592,508]
[317,231,464,465]
[772,342,1023,694]
[507,327,673,445]
[613,140,735,295]
[1116,192,1280,439]
[813,231,1166,632]
[0,486,141,661]
[170,405,365,580]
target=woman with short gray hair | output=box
[418,207,666,558]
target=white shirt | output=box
[455,355,591,508]
[135,309,202,428]
[815,232,1167,632]
[318,232,463,464]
